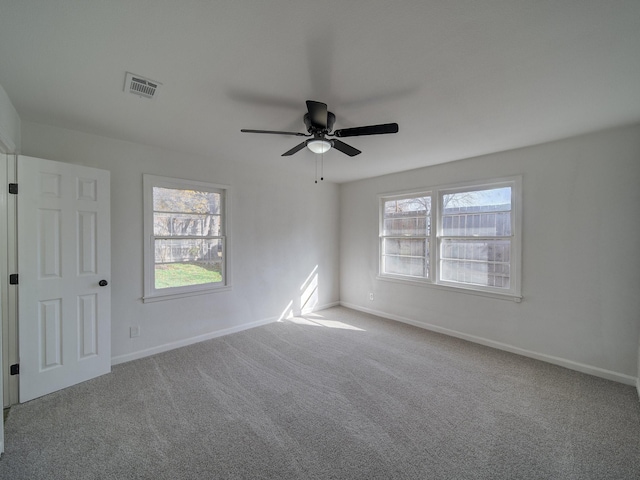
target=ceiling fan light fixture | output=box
[306,138,332,154]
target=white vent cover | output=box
[124,72,161,99]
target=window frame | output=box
[378,176,522,301]
[143,174,231,303]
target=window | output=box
[143,175,230,302]
[379,177,521,299]
[380,194,431,279]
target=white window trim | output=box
[377,176,522,302]
[143,174,231,303]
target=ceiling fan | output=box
[241,100,398,157]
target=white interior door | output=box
[18,156,111,403]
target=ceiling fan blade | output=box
[241,129,307,136]
[282,141,307,156]
[332,139,361,157]
[306,100,328,129]
[333,123,399,138]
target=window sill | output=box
[143,285,231,303]
[376,274,522,303]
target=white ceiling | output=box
[1,1,639,183]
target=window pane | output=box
[383,255,426,277]
[154,213,221,237]
[384,196,430,216]
[383,196,431,236]
[383,238,428,257]
[382,239,430,277]
[155,261,223,289]
[442,187,511,236]
[440,239,511,288]
[383,216,428,236]
[154,238,223,289]
[153,187,221,215]
[155,238,223,265]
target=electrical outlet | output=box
[130,326,141,338]
[369,292,374,301]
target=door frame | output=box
[1,150,19,457]
[1,153,18,408]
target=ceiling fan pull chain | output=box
[321,151,324,181]
[315,156,318,184]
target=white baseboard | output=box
[341,302,638,387]
[300,301,340,315]
[111,316,278,366]
[111,302,341,366]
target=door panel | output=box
[18,156,111,403]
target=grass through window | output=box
[155,262,222,289]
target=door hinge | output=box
[10,364,19,375]
[9,274,18,285]
[8,183,18,194]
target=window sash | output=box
[437,183,514,292]
[438,237,512,290]
[380,193,431,279]
[153,213,222,237]
[381,236,430,279]
[153,236,225,265]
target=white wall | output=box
[21,121,340,363]
[340,124,640,383]
[0,83,20,152]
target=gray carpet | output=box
[1,307,639,479]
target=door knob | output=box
[98,280,108,287]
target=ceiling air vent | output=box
[124,72,161,99]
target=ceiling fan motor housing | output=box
[304,112,336,133]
